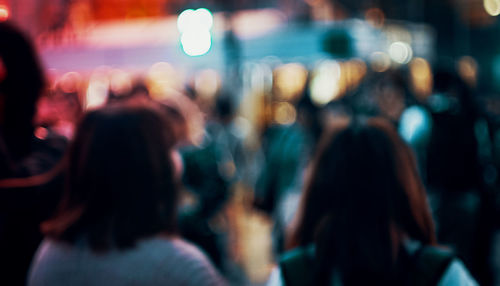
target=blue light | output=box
[399,105,432,144]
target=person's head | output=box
[42,103,179,251]
[0,21,46,159]
[289,117,435,285]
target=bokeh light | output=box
[147,62,184,100]
[109,69,132,96]
[86,67,111,109]
[177,9,195,33]
[86,78,109,109]
[484,0,500,16]
[58,72,83,94]
[310,60,341,106]
[399,105,432,143]
[457,56,479,87]
[274,102,297,125]
[194,69,221,101]
[273,63,308,101]
[177,8,213,33]
[409,57,433,99]
[180,30,212,56]
[389,41,413,64]
[0,5,9,22]
[177,8,214,56]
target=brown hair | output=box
[288,117,436,285]
[42,103,178,250]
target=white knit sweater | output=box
[28,236,226,286]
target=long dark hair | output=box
[0,22,46,161]
[288,117,436,285]
[42,104,179,250]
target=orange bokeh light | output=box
[0,5,9,22]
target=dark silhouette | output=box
[0,21,47,175]
[0,21,67,285]
[42,104,178,250]
[31,104,225,285]
[426,68,494,284]
[286,118,445,285]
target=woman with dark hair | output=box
[0,21,47,171]
[267,118,476,286]
[28,104,225,285]
[0,21,67,285]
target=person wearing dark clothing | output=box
[0,22,66,285]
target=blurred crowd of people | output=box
[1,19,500,286]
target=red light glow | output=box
[0,5,9,22]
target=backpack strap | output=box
[279,246,315,286]
[409,246,454,286]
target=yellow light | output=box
[273,63,308,101]
[457,56,478,87]
[409,58,432,100]
[484,0,500,16]
[0,5,9,22]
[310,60,341,106]
[274,102,297,125]
[194,69,220,100]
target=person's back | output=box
[268,117,477,286]
[30,237,224,286]
[28,104,226,286]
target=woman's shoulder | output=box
[438,259,478,286]
[30,237,226,286]
[139,236,227,285]
[140,236,211,263]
